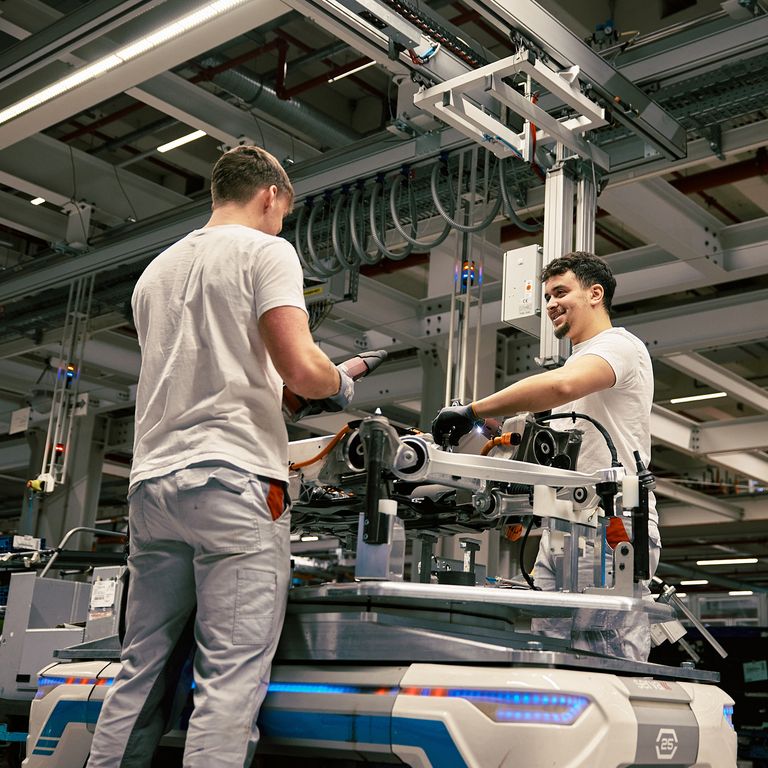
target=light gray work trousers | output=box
[86,464,291,768]
[531,520,661,662]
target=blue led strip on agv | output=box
[30,679,589,761]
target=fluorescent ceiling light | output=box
[679,579,708,586]
[300,535,319,542]
[0,0,247,127]
[157,129,207,153]
[30,197,46,205]
[670,391,727,404]
[328,60,376,83]
[729,590,753,596]
[676,592,687,598]
[696,557,758,566]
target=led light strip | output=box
[36,677,590,725]
[0,0,248,127]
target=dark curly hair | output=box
[210,146,293,208]
[540,252,616,315]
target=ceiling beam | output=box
[0,311,128,361]
[654,478,743,521]
[616,13,768,87]
[611,215,768,302]
[0,134,189,226]
[599,177,726,280]
[706,451,768,484]
[625,289,768,355]
[0,190,67,241]
[651,405,768,483]
[651,405,698,453]
[0,0,149,90]
[608,115,768,184]
[696,417,768,454]
[662,352,768,414]
[0,357,132,409]
[0,209,208,304]
[0,0,287,151]
[331,278,430,351]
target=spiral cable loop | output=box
[498,157,543,233]
[307,198,344,277]
[368,178,414,261]
[429,155,502,233]
[293,202,315,274]
[349,184,382,265]
[330,189,360,270]
[293,150,540,279]
[389,171,453,249]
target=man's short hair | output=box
[211,146,294,208]
[540,251,616,315]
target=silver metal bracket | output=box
[414,48,609,169]
[584,540,638,599]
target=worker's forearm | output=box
[471,370,575,419]
[283,348,340,400]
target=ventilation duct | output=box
[200,56,359,151]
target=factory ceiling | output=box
[0,0,767,595]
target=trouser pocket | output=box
[233,568,276,646]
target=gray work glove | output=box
[320,365,355,412]
[431,403,483,446]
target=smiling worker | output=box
[431,251,659,661]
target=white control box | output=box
[501,244,542,337]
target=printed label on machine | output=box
[12,534,41,550]
[90,579,117,610]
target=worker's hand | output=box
[431,404,483,446]
[320,365,355,412]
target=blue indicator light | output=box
[723,705,734,730]
[269,683,359,695]
[263,681,589,726]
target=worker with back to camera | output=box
[431,251,659,661]
[87,145,355,768]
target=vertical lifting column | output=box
[537,146,597,369]
[24,275,105,552]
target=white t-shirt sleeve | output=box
[251,237,308,318]
[577,330,637,389]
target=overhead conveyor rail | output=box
[284,0,686,164]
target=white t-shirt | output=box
[551,326,658,527]
[130,224,307,489]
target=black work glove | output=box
[431,404,483,446]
